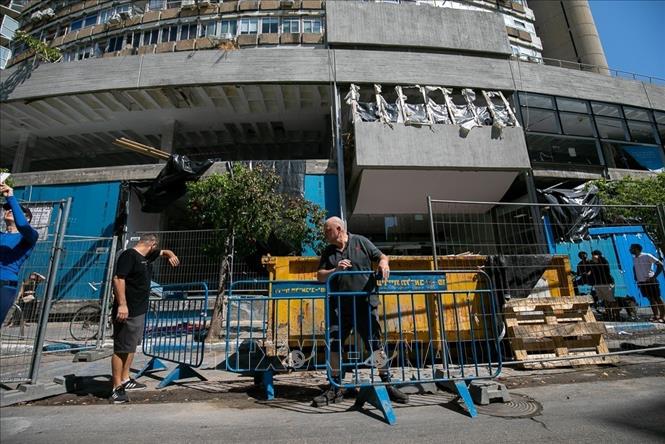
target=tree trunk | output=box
[206,251,231,343]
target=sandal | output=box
[648,317,658,322]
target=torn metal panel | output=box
[375,84,398,125]
[396,85,431,126]
[483,91,516,129]
[425,86,452,124]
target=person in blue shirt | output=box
[1,183,39,327]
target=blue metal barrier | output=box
[325,270,502,424]
[225,280,327,399]
[135,282,210,388]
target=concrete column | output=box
[160,120,178,155]
[563,0,609,73]
[12,133,35,173]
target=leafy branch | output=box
[13,31,62,63]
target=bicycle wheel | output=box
[70,304,102,341]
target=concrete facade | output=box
[326,1,512,56]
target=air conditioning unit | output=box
[118,10,132,19]
[108,13,122,25]
[220,32,235,40]
[181,0,197,9]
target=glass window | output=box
[282,18,300,34]
[595,116,628,141]
[303,18,322,33]
[200,21,216,38]
[627,121,657,144]
[148,0,166,10]
[99,8,112,24]
[655,111,665,125]
[556,97,588,114]
[70,19,83,31]
[128,32,141,48]
[591,102,621,117]
[526,134,601,166]
[83,14,98,28]
[518,92,554,109]
[603,142,665,171]
[239,18,258,35]
[514,20,526,29]
[161,26,177,42]
[107,36,123,52]
[221,20,237,36]
[180,24,197,40]
[623,107,651,122]
[522,108,560,133]
[144,29,159,45]
[262,17,278,34]
[657,125,665,144]
[560,113,595,137]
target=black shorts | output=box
[328,297,383,352]
[113,314,146,353]
[638,279,662,304]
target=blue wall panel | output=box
[303,174,340,256]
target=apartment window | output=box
[107,36,124,52]
[623,106,651,122]
[627,121,657,144]
[282,18,300,34]
[239,18,258,35]
[262,17,279,34]
[0,46,11,70]
[591,102,622,118]
[518,92,554,109]
[526,134,600,166]
[143,29,159,45]
[513,19,526,29]
[162,25,178,42]
[560,113,595,137]
[220,20,237,37]
[200,21,217,38]
[83,14,98,28]
[99,8,112,24]
[180,24,197,40]
[148,0,166,10]
[303,18,322,33]
[523,108,560,133]
[595,116,628,141]
[603,142,665,171]
[167,0,183,7]
[556,97,588,114]
[127,32,141,48]
[70,18,84,32]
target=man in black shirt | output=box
[110,233,179,404]
[591,250,617,320]
[313,217,409,407]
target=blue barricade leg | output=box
[257,370,275,400]
[156,363,207,389]
[134,357,168,379]
[355,386,397,425]
[453,380,478,418]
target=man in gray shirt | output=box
[313,217,409,407]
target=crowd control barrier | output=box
[325,270,502,424]
[225,279,328,399]
[135,282,210,388]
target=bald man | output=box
[313,217,409,407]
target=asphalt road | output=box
[1,376,664,444]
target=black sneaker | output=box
[386,385,409,404]
[312,385,344,407]
[122,378,147,391]
[110,386,129,404]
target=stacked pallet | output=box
[504,296,617,369]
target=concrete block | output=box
[90,24,106,36]
[175,39,197,51]
[302,0,322,9]
[199,5,218,14]
[518,30,532,42]
[83,0,97,9]
[238,0,259,11]
[469,380,511,405]
[280,33,300,44]
[70,2,84,13]
[220,0,238,13]
[237,34,258,46]
[0,382,67,407]
[155,41,176,53]
[161,8,179,20]
[125,16,143,27]
[138,45,156,55]
[62,31,79,44]
[77,27,93,39]
[142,10,161,24]
[119,47,137,57]
[55,6,71,19]
[260,0,280,10]
[259,34,279,45]
[302,32,323,44]
[50,36,65,47]
[195,38,216,50]
[506,26,520,37]
[73,348,114,362]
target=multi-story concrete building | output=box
[1,0,663,252]
[0,1,26,68]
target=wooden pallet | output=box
[504,296,617,369]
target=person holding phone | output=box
[1,182,39,327]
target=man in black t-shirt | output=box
[313,217,409,407]
[109,233,179,404]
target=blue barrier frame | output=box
[325,270,501,424]
[225,280,327,400]
[136,282,210,388]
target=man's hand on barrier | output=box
[336,259,352,271]
[116,304,129,322]
[377,260,390,283]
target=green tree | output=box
[13,31,62,63]
[187,164,326,340]
[589,173,665,249]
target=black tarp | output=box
[539,183,601,241]
[485,254,554,302]
[138,155,213,213]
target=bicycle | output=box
[69,282,114,342]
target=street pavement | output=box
[1,374,664,444]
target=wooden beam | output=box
[112,137,171,160]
